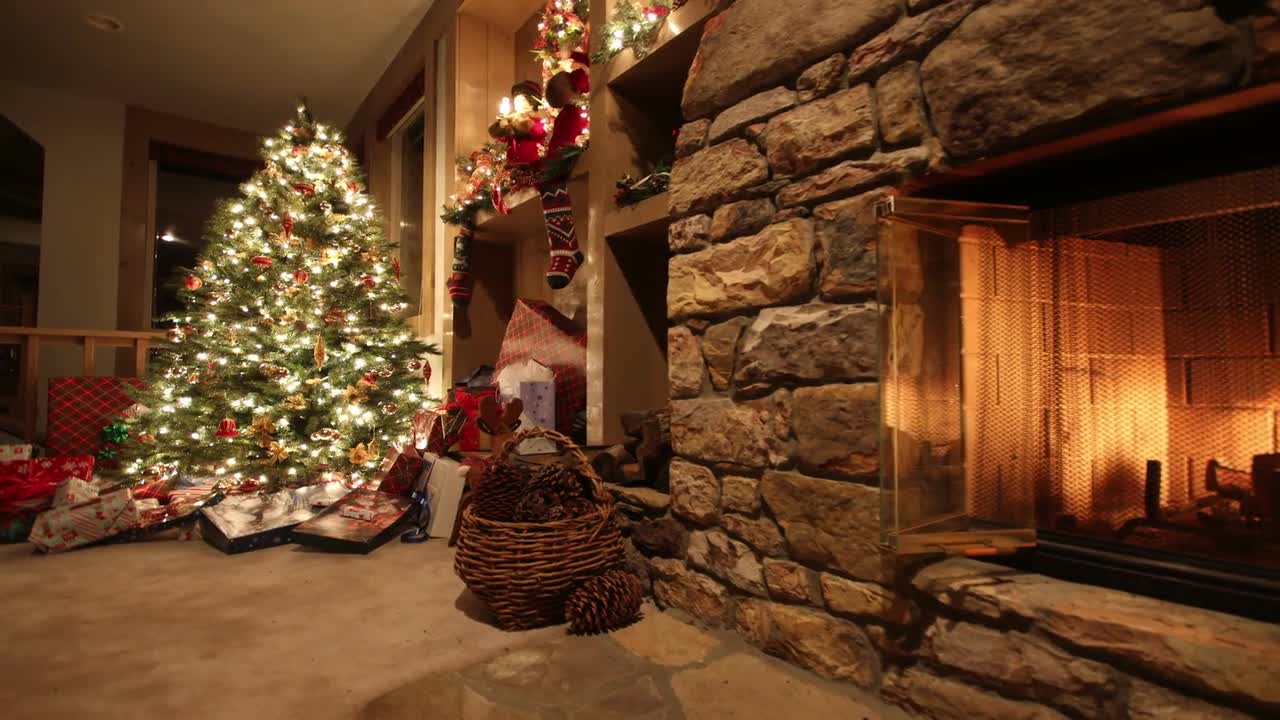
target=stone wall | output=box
[639,0,1280,718]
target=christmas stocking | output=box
[537,178,582,290]
[447,220,475,306]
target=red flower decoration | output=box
[294,182,316,196]
[251,256,274,268]
[184,275,203,291]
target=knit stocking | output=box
[537,178,582,290]
[447,220,475,306]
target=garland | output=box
[613,160,671,207]
[440,143,511,227]
[534,0,590,80]
[593,0,686,64]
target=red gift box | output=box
[494,300,586,435]
[453,386,497,451]
[47,377,145,458]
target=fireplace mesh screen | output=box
[966,169,1280,567]
[881,168,1280,566]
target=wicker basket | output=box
[453,427,625,631]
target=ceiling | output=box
[0,0,436,134]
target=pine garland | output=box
[613,160,671,207]
[593,0,687,64]
[533,0,590,80]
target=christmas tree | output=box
[120,102,439,489]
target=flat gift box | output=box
[291,489,412,554]
[198,482,348,555]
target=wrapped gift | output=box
[497,359,557,455]
[28,489,140,553]
[0,444,31,462]
[375,440,427,497]
[423,453,470,540]
[0,455,96,543]
[198,481,349,554]
[494,300,586,435]
[46,377,145,458]
[292,489,412,554]
[54,478,98,507]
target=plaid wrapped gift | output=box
[375,447,425,496]
[47,377,146,458]
[28,489,140,553]
[494,300,586,435]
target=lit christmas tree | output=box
[121,102,439,489]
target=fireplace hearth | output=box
[880,162,1280,620]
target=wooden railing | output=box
[0,327,165,442]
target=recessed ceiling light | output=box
[83,13,124,33]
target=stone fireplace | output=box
[646,0,1280,717]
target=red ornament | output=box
[294,182,316,196]
[251,256,274,268]
[282,214,294,238]
[215,418,239,438]
[422,361,432,384]
[137,433,156,445]
[392,257,402,280]
[362,372,379,385]
[361,276,376,288]
[347,181,360,192]
[293,269,310,284]
[184,275,203,291]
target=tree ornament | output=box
[422,361,432,384]
[320,247,340,266]
[137,433,157,445]
[342,385,369,403]
[565,570,645,635]
[323,309,347,325]
[361,276,376,288]
[207,291,228,304]
[360,247,379,263]
[266,441,290,465]
[361,372,379,386]
[184,275,203,291]
[392,257,402,280]
[380,402,398,415]
[406,358,424,372]
[320,201,332,215]
[251,256,274,268]
[314,335,326,369]
[375,365,394,378]
[282,213,294,238]
[249,415,275,444]
[186,373,200,384]
[294,182,316,196]
[283,394,307,410]
[215,418,240,438]
[293,269,309,284]
[258,363,290,380]
[166,328,186,344]
[310,428,342,442]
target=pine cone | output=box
[565,570,644,635]
[471,461,528,521]
[513,486,562,523]
[531,463,597,503]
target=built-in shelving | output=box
[604,192,671,241]
[604,0,719,98]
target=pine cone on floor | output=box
[565,570,645,635]
[471,460,529,521]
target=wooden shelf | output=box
[472,148,591,242]
[604,192,672,241]
[604,0,718,104]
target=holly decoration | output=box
[613,158,672,207]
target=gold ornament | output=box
[320,247,340,266]
[283,394,307,410]
[250,415,275,448]
[375,365,394,378]
[381,402,398,415]
[267,442,290,465]
[258,362,290,380]
[304,377,324,388]
[342,384,369,404]
[314,335,326,370]
[360,248,379,263]
[310,428,342,442]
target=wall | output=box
[642,1,1280,718]
[0,80,125,428]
